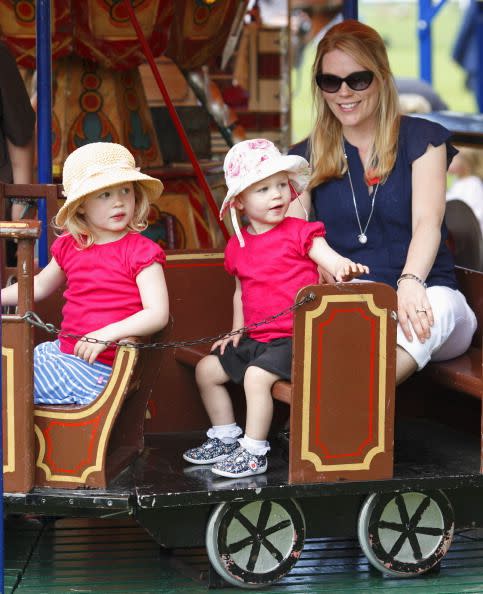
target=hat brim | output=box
[56,169,163,227]
[219,154,310,218]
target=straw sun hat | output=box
[220,139,311,246]
[56,142,164,227]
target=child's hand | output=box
[74,331,111,364]
[334,259,369,282]
[211,332,242,355]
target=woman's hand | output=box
[74,330,112,364]
[397,280,434,343]
[211,332,242,355]
[334,259,369,282]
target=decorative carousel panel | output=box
[73,0,174,70]
[2,318,35,493]
[289,283,397,484]
[52,57,162,169]
[166,0,249,70]
[0,0,72,68]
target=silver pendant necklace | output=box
[344,152,379,245]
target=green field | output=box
[291,1,478,144]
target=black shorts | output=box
[213,337,292,384]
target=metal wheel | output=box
[358,490,454,576]
[206,498,305,589]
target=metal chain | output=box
[21,293,316,350]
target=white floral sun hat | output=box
[220,139,311,246]
[56,142,164,227]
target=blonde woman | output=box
[1,142,169,404]
[288,20,477,384]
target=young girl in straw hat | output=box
[183,138,368,479]
[1,142,169,405]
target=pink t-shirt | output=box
[51,232,166,365]
[225,217,326,342]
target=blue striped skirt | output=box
[34,340,112,405]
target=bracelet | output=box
[396,273,427,288]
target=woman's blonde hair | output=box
[55,182,150,248]
[309,19,400,188]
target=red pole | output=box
[123,1,230,242]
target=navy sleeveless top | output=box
[289,116,458,290]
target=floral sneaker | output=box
[211,446,267,478]
[183,438,239,465]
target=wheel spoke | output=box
[227,534,256,554]
[395,494,410,525]
[256,501,272,534]
[415,526,444,536]
[377,520,405,532]
[232,509,258,538]
[389,531,409,558]
[260,536,284,563]
[262,519,292,538]
[247,540,262,572]
[408,531,423,561]
[408,496,431,530]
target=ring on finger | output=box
[415,308,427,314]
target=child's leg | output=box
[243,365,279,441]
[183,354,243,465]
[195,354,235,426]
[211,365,278,478]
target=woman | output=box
[288,19,477,384]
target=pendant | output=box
[358,233,368,244]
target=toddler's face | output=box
[237,171,291,234]
[79,182,136,242]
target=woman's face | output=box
[320,49,379,134]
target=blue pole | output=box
[477,0,483,112]
[343,0,358,21]
[36,0,53,267]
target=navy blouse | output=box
[289,116,458,289]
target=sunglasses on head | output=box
[315,70,374,93]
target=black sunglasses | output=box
[315,70,374,93]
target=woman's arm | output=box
[1,257,65,306]
[397,143,447,343]
[286,190,311,219]
[211,276,244,355]
[74,262,169,364]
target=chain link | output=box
[21,293,316,350]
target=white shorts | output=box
[397,286,477,370]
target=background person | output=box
[288,20,477,385]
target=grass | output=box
[291,0,478,144]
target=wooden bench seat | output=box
[423,267,482,400]
[174,345,293,404]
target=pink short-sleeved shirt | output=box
[225,217,326,342]
[51,232,166,365]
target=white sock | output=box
[207,423,243,444]
[239,434,271,456]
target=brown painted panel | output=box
[2,318,34,493]
[289,283,397,484]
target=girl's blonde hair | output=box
[55,183,150,248]
[309,19,400,188]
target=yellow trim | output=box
[2,347,15,473]
[301,293,387,471]
[34,347,136,483]
[166,252,224,261]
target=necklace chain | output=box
[344,152,379,245]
